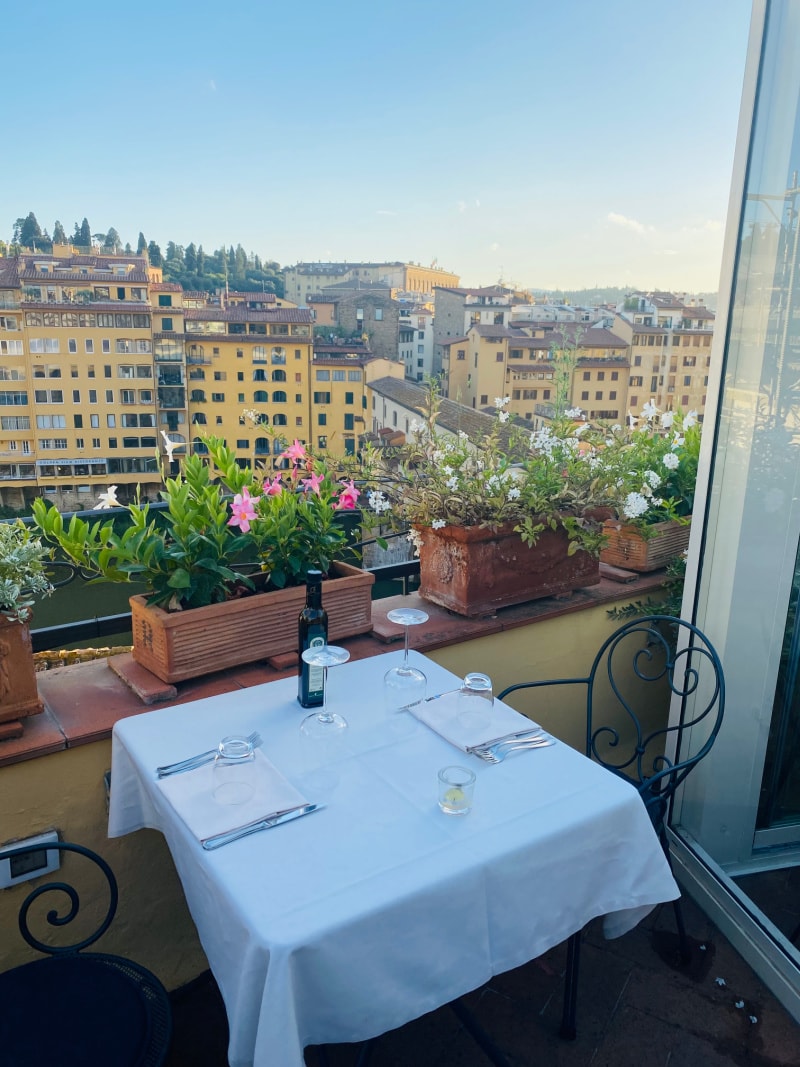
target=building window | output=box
[158,295,172,307]
[374,308,383,321]
[318,413,327,426]
[583,371,591,380]
[211,393,225,402]
[457,350,465,361]
[317,435,327,449]
[496,352,503,362]
[344,413,354,430]
[313,391,331,404]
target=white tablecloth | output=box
[109,650,679,1067]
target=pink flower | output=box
[280,439,307,464]
[334,479,359,510]
[300,471,324,496]
[227,487,260,533]
[264,476,284,496]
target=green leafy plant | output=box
[362,383,619,558]
[32,437,361,612]
[0,521,54,623]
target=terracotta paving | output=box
[165,893,800,1067]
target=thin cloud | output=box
[608,212,652,236]
[209,79,217,91]
[457,200,467,213]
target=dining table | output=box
[108,649,679,1067]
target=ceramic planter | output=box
[130,562,374,683]
[0,615,44,733]
[416,521,600,617]
[600,518,691,573]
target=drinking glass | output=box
[383,607,429,711]
[437,765,476,815]
[212,735,257,805]
[300,645,351,738]
[456,672,494,731]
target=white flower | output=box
[564,406,583,419]
[645,470,661,488]
[494,396,506,408]
[684,409,698,429]
[611,424,622,433]
[498,411,510,423]
[660,411,675,429]
[367,490,391,514]
[407,529,424,556]
[622,492,650,519]
[662,452,680,470]
[573,423,589,436]
[627,412,638,428]
[96,485,121,509]
[445,476,458,490]
[160,429,183,463]
[409,419,423,435]
[431,519,446,529]
[642,399,659,420]
[458,430,469,441]
[507,487,521,500]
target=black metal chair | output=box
[497,614,725,1041]
[0,840,172,1067]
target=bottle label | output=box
[308,632,325,694]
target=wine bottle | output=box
[297,569,328,707]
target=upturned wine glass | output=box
[300,645,351,738]
[384,607,429,711]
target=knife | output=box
[201,803,323,850]
[399,688,461,712]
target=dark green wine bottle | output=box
[297,569,328,707]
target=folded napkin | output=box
[410,692,540,752]
[157,749,308,845]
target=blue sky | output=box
[7,0,753,291]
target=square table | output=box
[109,650,679,1067]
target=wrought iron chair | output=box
[0,840,172,1066]
[497,614,725,1041]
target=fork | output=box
[472,736,555,763]
[156,731,261,778]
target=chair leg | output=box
[560,930,581,1040]
[672,897,692,966]
[449,998,513,1067]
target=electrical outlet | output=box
[0,831,60,888]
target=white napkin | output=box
[157,749,308,845]
[410,692,540,752]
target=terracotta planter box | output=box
[600,518,691,573]
[130,562,374,683]
[416,522,600,618]
[0,616,44,729]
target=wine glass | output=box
[300,645,351,738]
[384,607,429,712]
[212,735,257,805]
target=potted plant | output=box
[32,437,374,682]
[363,389,618,616]
[0,521,54,731]
[600,402,700,572]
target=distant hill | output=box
[528,286,717,311]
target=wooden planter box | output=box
[416,522,600,618]
[0,616,43,735]
[600,518,691,573]
[130,562,375,683]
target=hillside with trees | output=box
[4,212,285,297]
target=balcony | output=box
[1,564,798,1065]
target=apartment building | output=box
[442,321,630,424]
[432,285,526,376]
[398,304,434,382]
[440,294,714,428]
[0,248,162,511]
[0,247,405,510]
